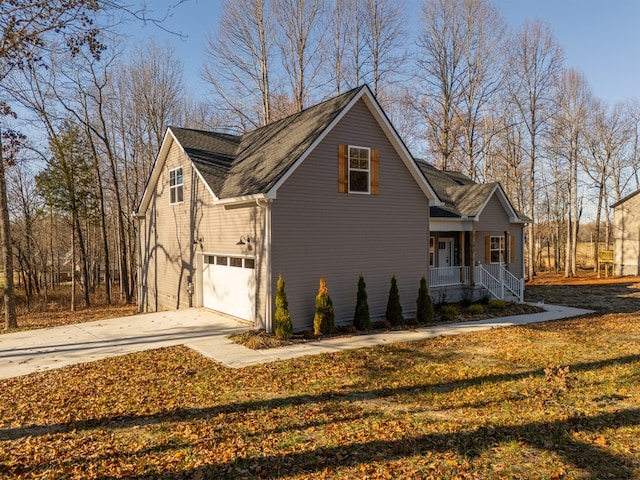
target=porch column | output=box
[470,230,476,284]
[504,230,510,271]
[459,232,465,283]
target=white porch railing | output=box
[429,264,524,302]
[429,266,470,287]
[481,264,524,302]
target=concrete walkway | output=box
[0,304,593,379]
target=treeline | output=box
[2,0,639,326]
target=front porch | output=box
[428,231,525,302]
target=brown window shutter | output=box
[510,235,515,263]
[338,144,348,193]
[371,148,380,195]
[484,236,490,263]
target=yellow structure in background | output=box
[597,250,614,278]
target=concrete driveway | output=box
[0,304,593,380]
[0,309,250,380]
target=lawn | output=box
[0,277,639,479]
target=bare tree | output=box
[584,99,629,266]
[416,0,465,170]
[274,0,326,112]
[552,69,591,277]
[456,0,506,180]
[202,0,274,129]
[361,0,408,97]
[506,19,563,280]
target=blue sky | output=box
[126,0,640,105]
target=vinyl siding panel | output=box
[271,99,430,331]
[139,141,194,311]
[613,194,640,275]
[474,195,524,278]
[138,140,267,326]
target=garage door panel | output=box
[203,256,255,322]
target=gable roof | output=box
[415,160,529,223]
[611,188,640,208]
[136,85,439,214]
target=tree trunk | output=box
[0,130,17,329]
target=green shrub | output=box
[314,277,335,335]
[460,287,473,308]
[353,275,371,331]
[467,304,484,315]
[479,292,491,305]
[489,299,507,309]
[416,276,434,323]
[274,274,293,339]
[439,304,459,321]
[385,275,403,326]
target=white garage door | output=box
[202,254,256,322]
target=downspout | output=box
[257,198,273,333]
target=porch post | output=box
[504,230,510,270]
[470,230,476,284]
[459,232,465,283]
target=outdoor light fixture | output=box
[236,235,251,246]
[193,237,203,247]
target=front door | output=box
[438,238,454,267]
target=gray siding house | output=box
[135,86,441,332]
[611,190,640,276]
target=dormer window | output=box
[169,167,184,204]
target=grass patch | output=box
[1,284,136,333]
[1,310,639,479]
[2,277,639,478]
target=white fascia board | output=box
[266,89,368,196]
[359,92,442,206]
[266,86,441,206]
[191,163,219,202]
[430,218,475,232]
[135,128,176,216]
[475,184,520,224]
[216,194,269,209]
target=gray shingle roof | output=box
[416,160,523,220]
[168,87,363,199]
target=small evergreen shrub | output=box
[353,275,371,331]
[479,292,492,304]
[385,275,403,326]
[439,304,459,321]
[416,276,434,323]
[489,299,507,310]
[467,304,484,315]
[274,274,293,339]
[314,277,335,335]
[460,287,473,308]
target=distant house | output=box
[134,85,529,332]
[611,190,640,275]
[416,162,529,302]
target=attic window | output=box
[169,167,183,204]
[349,146,370,193]
[338,145,379,194]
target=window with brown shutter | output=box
[338,144,379,195]
[338,144,348,193]
[510,236,515,263]
[371,148,379,194]
[486,235,505,263]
